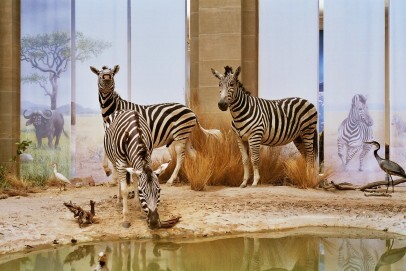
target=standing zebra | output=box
[337,94,374,171]
[104,109,168,228]
[211,66,318,188]
[90,65,221,186]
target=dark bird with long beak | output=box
[365,141,406,193]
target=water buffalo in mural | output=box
[23,109,68,148]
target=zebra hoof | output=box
[105,169,112,177]
[122,221,131,228]
[240,183,247,188]
[166,181,173,187]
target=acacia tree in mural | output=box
[21,31,111,110]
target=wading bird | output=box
[51,163,71,191]
[365,141,406,193]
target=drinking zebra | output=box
[337,94,374,171]
[211,66,318,188]
[90,65,221,186]
[104,109,168,228]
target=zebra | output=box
[211,66,318,188]
[392,114,406,135]
[90,65,221,186]
[104,109,168,228]
[337,94,373,171]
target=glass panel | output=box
[20,0,71,181]
[389,0,406,183]
[324,0,385,185]
[259,0,319,106]
[74,0,128,181]
[131,0,186,105]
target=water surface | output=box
[1,232,405,271]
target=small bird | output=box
[51,163,71,191]
[92,252,109,271]
[365,141,406,193]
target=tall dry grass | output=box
[155,92,327,190]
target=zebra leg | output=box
[102,152,112,177]
[236,136,251,188]
[337,139,346,167]
[345,146,362,169]
[166,140,186,186]
[119,171,131,228]
[358,142,372,171]
[248,137,261,186]
[115,169,123,207]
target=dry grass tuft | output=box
[283,157,320,188]
[0,172,38,197]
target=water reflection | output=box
[0,236,405,271]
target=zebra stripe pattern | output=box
[90,65,220,186]
[337,94,374,171]
[104,109,168,228]
[211,66,318,188]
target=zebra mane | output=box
[223,66,251,95]
[102,65,109,70]
[224,66,233,76]
[133,112,153,180]
[238,82,251,96]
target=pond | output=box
[0,231,405,271]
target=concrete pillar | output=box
[189,0,258,127]
[0,0,20,175]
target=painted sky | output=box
[21,0,186,111]
[21,0,405,112]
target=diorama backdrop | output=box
[20,0,406,188]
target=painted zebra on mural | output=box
[104,109,168,228]
[90,65,221,186]
[211,66,318,188]
[337,94,374,171]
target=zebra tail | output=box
[196,121,222,139]
[313,130,318,161]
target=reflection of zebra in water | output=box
[90,65,221,186]
[337,94,374,171]
[392,115,406,135]
[211,66,318,188]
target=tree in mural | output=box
[21,31,111,110]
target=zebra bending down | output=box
[104,109,168,228]
[337,94,373,171]
[211,66,318,188]
[90,65,221,186]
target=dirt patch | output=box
[0,184,405,255]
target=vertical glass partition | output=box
[259,0,319,107]
[389,0,406,178]
[131,0,186,105]
[20,0,72,181]
[324,0,385,184]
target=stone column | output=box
[0,0,20,175]
[189,0,258,128]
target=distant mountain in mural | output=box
[21,100,98,115]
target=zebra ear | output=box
[90,66,100,75]
[154,163,169,176]
[113,65,120,75]
[233,66,241,79]
[211,68,223,80]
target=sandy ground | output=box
[0,182,405,256]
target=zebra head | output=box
[90,65,120,95]
[351,94,373,126]
[211,66,241,111]
[126,163,168,229]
